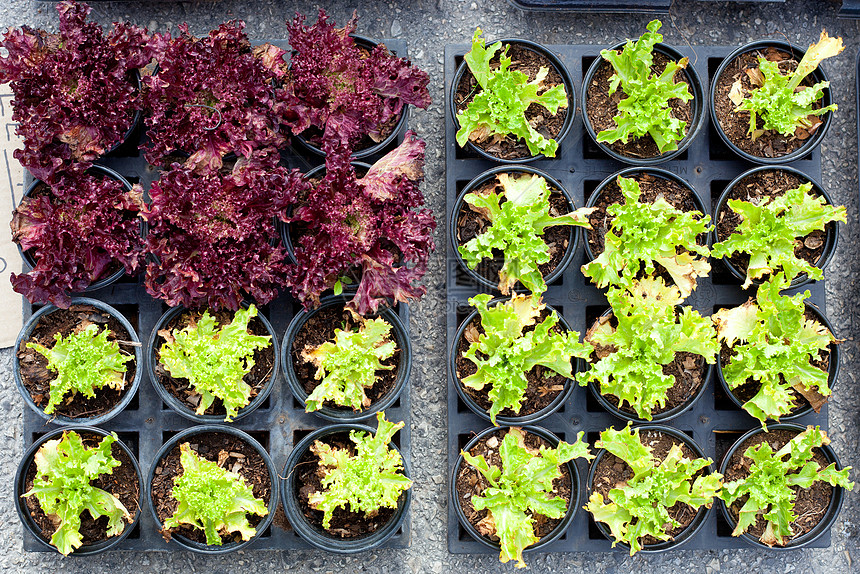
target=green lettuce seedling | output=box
[459,172,594,296]
[462,427,593,568]
[27,323,131,415]
[732,30,844,140]
[710,182,846,288]
[577,277,718,420]
[581,175,712,297]
[301,312,397,412]
[462,293,593,425]
[22,431,131,555]
[586,424,722,555]
[596,20,693,154]
[721,426,853,546]
[163,442,267,545]
[456,28,568,157]
[712,273,837,427]
[308,412,412,529]
[158,305,271,422]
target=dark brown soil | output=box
[294,431,401,538]
[17,304,137,419]
[723,428,833,543]
[455,307,570,418]
[456,429,572,541]
[151,432,271,545]
[292,306,401,411]
[24,431,140,547]
[592,429,703,546]
[153,309,275,417]
[455,44,568,160]
[585,313,707,417]
[455,175,573,288]
[715,169,827,284]
[721,309,831,416]
[714,47,823,159]
[586,52,693,159]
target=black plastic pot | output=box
[104,68,144,157]
[450,38,575,163]
[586,424,713,552]
[282,295,411,422]
[710,40,834,165]
[146,303,279,424]
[716,301,840,422]
[14,297,142,427]
[452,425,580,554]
[584,307,714,423]
[15,426,144,556]
[450,165,581,293]
[147,425,279,554]
[581,41,705,166]
[294,35,409,160]
[717,423,847,549]
[17,165,142,292]
[583,167,708,263]
[451,297,578,426]
[711,165,839,289]
[281,421,411,553]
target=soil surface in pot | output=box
[25,431,140,546]
[455,307,569,418]
[455,43,568,160]
[714,47,823,159]
[154,309,275,417]
[294,431,400,538]
[292,306,401,411]
[716,169,827,284]
[456,428,572,541]
[720,309,831,416]
[723,428,833,542]
[585,313,707,417]
[151,432,271,545]
[586,52,693,159]
[18,304,138,419]
[592,429,702,546]
[456,176,572,288]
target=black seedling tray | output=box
[507,0,671,13]
[445,44,831,554]
[20,39,414,553]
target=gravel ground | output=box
[1,0,859,572]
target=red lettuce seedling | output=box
[285,132,436,315]
[143,148,309,310]
[283,10,431,151]
[0,0,164,183]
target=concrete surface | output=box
[0,0,858,572]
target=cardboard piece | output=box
[0,86,24,349]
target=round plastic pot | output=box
[716,301,839,422]
[146,303,280,424]
[581,42,705,166]
[294,35,408,160]
[449,164,581,293]
[282,295,411,423]
[18,164,141,292]
[15,426,144,556]
[147,424,279,554]
[450,38,575,163]
[711,165,839,289]
[717,422,847,549]
[281,422,411,553]
[14,297,142,427]
[105,68,144,157]
[451,297,578,426]
[709,40,834,165]
[451,425,580,553]
[586,424,713,553]
[584,307,714,423]
[583,166,708,263]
